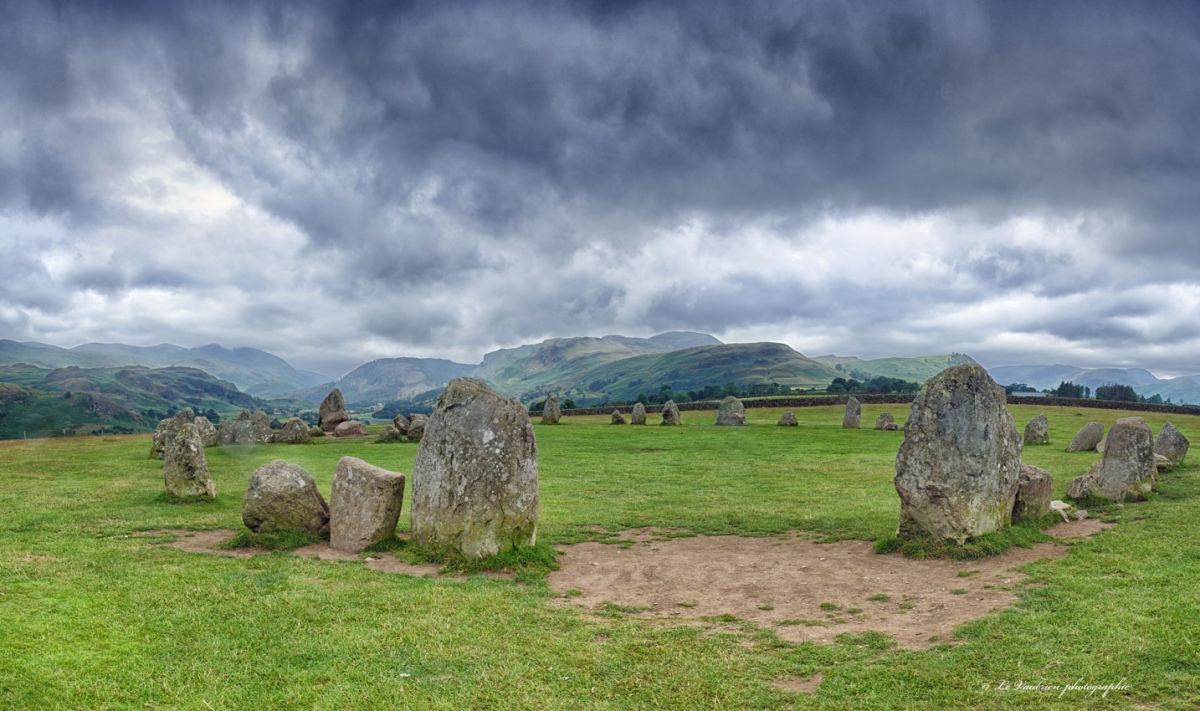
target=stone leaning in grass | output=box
[1155,422,1189,467]
[1097,417,1156,502]
[334,420,367,438]
[611,410,627,425]
[330,456,406,554]
[715,396,745,426]
[242,460,329,534]
[376,424,404,443]
[163,422,216,499]
[411,377,538,560]
[1067,421,1104,452]
[893,364,1022,545]
[874,412,894,431]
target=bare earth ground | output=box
[155,520,1110,652]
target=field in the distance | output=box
[1,404,1198,709]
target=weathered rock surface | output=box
[275,417,312,444]
[217,411,256,445]
[163,423,215,499]
[250,410,274,443]
[1097,417,1156,502]
[884,422,902,431]
[193,416,218,447]
[541,393,562,425]
[406,413,429,441]
[661,400,681,425]
[411,378,538,560]
[1012,464,1053,522]
[843,396,861,429]
[611,410,627,425]
[1095,435,1107,454]
[1155,422,1189,467]
[334,420,367,438]
[1067,422,1104,452]
[874,412,895,431]
[376,424,404,443]
[630,403,647,425]
[1067,462,1101,500]
[318,389,349,432]
[330,457,406,553]
[778,411,798,426]
[1155,454,1173,474]
[1024,414,1049,446]
[715,396,746,426]
[150,407,195,459]
[392,414,411,434]
[242,460,329,534]
[894,364,1023,545]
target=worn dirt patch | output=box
[154,529,259,558]
[772,672,823,694]
[548,520,1112,650]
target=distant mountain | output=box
[813,353,977,382]
[985,363,1200,405]
[0,340,329,398]
[297,358,475,406]
[1140,376,1200,406]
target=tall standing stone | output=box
[843,396,861,429]
[1024,414,1049,445]
[163,423,216,499]
[541,393,562,425]
[1097,417,1156,502]
[715,396,746,426]
[894,364,1023,544]
[242,460,329,534]
[411,378,539,560]
[1155,422,1189,467]
[661,400,681,425]
[150,407,195,459]
[630,403,647,425]
[330,457,406,553]
[318,389,349,433]
[874,412,895,431]
[1067,422,1104,452]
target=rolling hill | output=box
[986,363,1200,405]
[296,358,476,406]
[813,353,977,382]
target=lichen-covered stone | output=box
[1067,462,1101,500]
[660,400,681,426]
[778,411,798,426]
[163,423,215,499]
[275,417,312,444]
[218,411,257,445]
[249,410,274,443]
[1097,417,1156,502]
[392,414,411,434]
[1012,464,1053,522]
[1066,422,1104,452]
[411,378,538,560]
[1155,454,1173,473]
[541,393,561,425]
[150,408,195,459]
[1024,414,1049,446]
[630,403,647,425]
[874,412,895,431]
[330,457,405,553]
[843,396,861,429]
[894,364,1022,545]
[1155,422,1189,467]
[611,410,627,425]
[376,424,404,443]
[242,460,329,534]
[715,396,745,426]
[406,413,429,441]
[318,389,349,432]
[334,420,367,438]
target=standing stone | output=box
[843,396,861,429]
[392,413,411,435]
[1024,414,1049,446]
[1012,464,1053,522]
[874,412,895,431]
[163,423,215,499]
[150,407,195,459]
[1155,422,1189,467]
[1095,435,1107,454]
[334,420,367,438]
[376,424,404,443]
[541,393,562,425]
[1067,422,1104,452]
[611,410,627,425]
[242,460,329,534]
[778,411,798,426]
[1068,462,1102,500]
[318,389,350,433]
[411,378,538,560]
[715,396,746,426]
[661,400,681,426]
[406,413,429,441]
[894,364,1023,544]
[330,456,406,554]
[1097,417,1156,502]
[218,411,256,445]
[250,410,274,443]
[630,403,647,425]
[193,416,218,447]
[275,417,312,444]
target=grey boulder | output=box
[541,393,562,425]
[1097,417,1156,502]
[715,396,745,426]
[1067,422,1104,452]
[163,423,215,499]
[318,389,350,432]
[330,456,406,554]
[242,460,329,534]
[778,411,798,426]
[1155,422,1189,467]
[1024,414,1049,446]
[1012,464,1053,522]
[630,403,647,425]
[661,400,681,425]
[843,396,861,429]
[275,417,312,444]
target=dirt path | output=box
[547,520,1110,650]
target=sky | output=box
[2,0,1199,379]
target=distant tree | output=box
[1095,384,1140,403]
[562,398,578,410]
[1004,383,1037,395]
[528,399,546,413]
[269,418,283,429]
[1053,381,1085,399]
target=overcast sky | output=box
[2,0,1199,379]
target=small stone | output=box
[842,396,861,429]
[406,413,429,441]
[715,396,745,426]
[1155,422,1189,467]
[874,412,894,431]
[242,460,329,534]
[376,424,404,443]
[778,411,798,427]
[334,420,367,438]
[330,456,406,554]
[1072,509,1089,520]
[1012,464,1053,522]
[884,422,902,431]
[630,403,647,425]
[1067,462,1101,500]
[1023,414,1049,446]
[611,410,627,425]
[1154,454,1173,473]
[275,417,312,444]
[1066,422,1104,452]
[392,414,411,434]
[660,400,681,426]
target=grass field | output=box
[1,404,1198,709]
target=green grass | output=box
[1,404,1198,708]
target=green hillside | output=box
[813,353,976,383]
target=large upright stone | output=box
[778,411,798,426]
[1012,464,1053,522]
[630,403,647,425]
[1097,417,1156,502]
[193,416,218,447]
[541,393,562,425]
[163,423,215,499]
[406,413,429,441]
[894,364,1023,544]
[661,400,681,425]
[275,417,312,444]
[250,411,274,443]
[611,410,627,425]
[411,378,538,560]
[150,407,195,459]
[843,396,861,429]
[318,389,349,433]
[1155,422,1189,467]
[1067,422,1104,452]
[330,457,406,553]
[874,412,895,431]
[242,460,329,534]
[1024,414,1049,445]
[715,396,746,426]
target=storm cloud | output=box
[2,0,1199,377]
